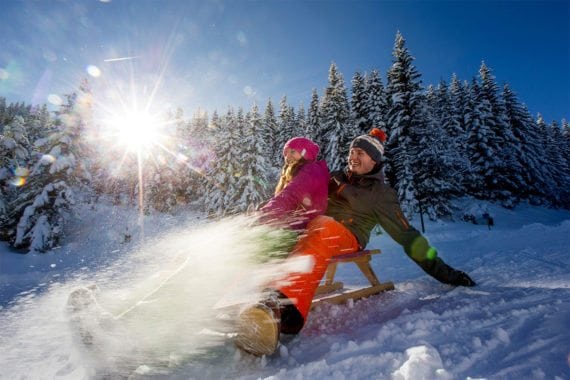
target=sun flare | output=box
[110,110,160,151]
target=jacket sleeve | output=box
[374,185,464,284]
[259,166,319,225]
[374,185,429,262]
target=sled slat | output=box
[314,281,344,295]
[312,283,395,307]
[312,248,394,308]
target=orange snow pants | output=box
[279,215,360,320]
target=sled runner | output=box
[312,249,395,307]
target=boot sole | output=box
[235,305,279,356]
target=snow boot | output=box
[235,302,280,356]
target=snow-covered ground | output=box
[1,201,569,379]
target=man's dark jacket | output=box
[326,167,466,285]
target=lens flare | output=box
[9,177,26,187]
[9,167,29,187]
[87,65,101,77]
[47,94,62,106]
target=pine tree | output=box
[544,120,567,205]
[414,86,460,218]
[234,103,269,213]
[534,114,558,202]
[307,89,321,144]
[263,98,280,169]
[385,32,425,214]
[465,78,496,199]
[27,104,54,145]
[0,115,32,240]
[436,79,468,193]
[1,115,31,168]
[478,62,522,207]
[351,71,368,133]
[278,96,294,152]
[561,118,570,207]
[11,92,87,251]
[321,62,352,171]
[365,69,387,132]
[502,84,549,202]
[448,74,470,170]
[204,109,237,217]
[223,108,249,214]
[295,103,307,138]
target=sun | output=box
[109,110,161,152]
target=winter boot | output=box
[235,301,280,356]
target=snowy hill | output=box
[1,202,569,379]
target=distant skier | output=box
[237,128,476,356]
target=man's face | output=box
[348,147,376,175]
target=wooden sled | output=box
[311,249,395,308]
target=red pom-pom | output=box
[369,128,387,143]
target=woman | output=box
[259,137,329,230]
[236,137,329,356]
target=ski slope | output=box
[1,201,569,379]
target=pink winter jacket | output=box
[260,160,330,230]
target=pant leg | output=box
[279,215,359,323]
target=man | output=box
[236,128,476,356]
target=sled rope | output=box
[115,255,191,319]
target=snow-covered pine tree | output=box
[262,98,280,170]
[201,111,222,214]
[351,71,368,134]
[0,115,32,241]
[234,103,269,213]
[307,89,322,144]
[435,79,468,193]
[203,109,238,217]
[222,108,249,214]
[295,103,307,138]
[278,96,295,152]
[1,115,31,168]
[385,32,425,214]
[465,78,496,199]
[448,75,470,171]
[11,90,93,251]
[561,118,570,207]
[0,97,6,127]
[544,119,567,205]
[321,62,353,171]
[0,98,32,127]
[364,69,387,132]
[414,86,460,218]
[183,109,211,202]
[478,62,522,207]
[27,104,54,146]
[502,84,550,203]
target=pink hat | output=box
[283,137,320,161]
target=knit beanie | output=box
[283,137,320,161]
[349,128,387,163]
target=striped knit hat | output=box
[349,128,387,163]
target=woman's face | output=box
[284,148,303,165]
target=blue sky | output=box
[0,0,568,124]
